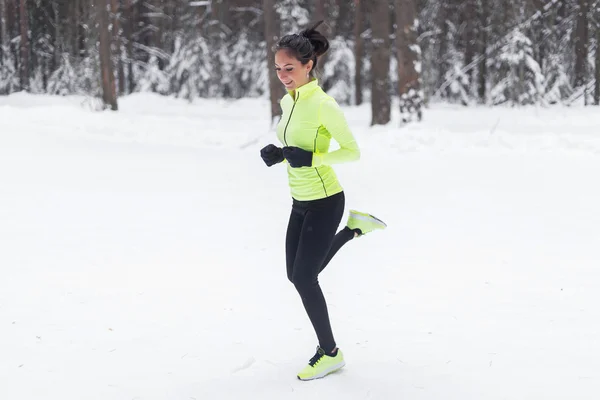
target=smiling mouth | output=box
[282,81,293,86]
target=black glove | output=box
[283,146,313,168]
[260,144,284,167]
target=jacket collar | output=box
[287,79,320,100]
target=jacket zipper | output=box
[313,127,328,196]
[283,91,299,146]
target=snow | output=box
[1,93,599,399]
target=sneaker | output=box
[346,209,387,236]
[297,346,345,381]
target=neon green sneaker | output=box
[347,209,387,236]
[297,347,345,381]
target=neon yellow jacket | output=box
[276,79,360,201]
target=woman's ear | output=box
[306,59,314,75]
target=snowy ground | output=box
[1,93,599,400]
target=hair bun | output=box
[299,20,330,57]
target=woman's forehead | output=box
[275,50,299,64]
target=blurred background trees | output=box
[0,0,598,118]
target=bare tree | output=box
[123,0,134,94]
[97,0,118,110]
[0,0,7,51]
[595,2,600,105]
[574,0,589,91]
[396,0,422,122]
[19,0,29,90]
[315,0,327,25]
[463,0,476,87]
[263,0,284,121]
[110,0,125,95]
[354,0,364,105]
[370,0,391,125]
[478,0,489,102]
[313,0,332,83]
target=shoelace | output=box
[308,347,326,366]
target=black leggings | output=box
[286,191,355,353]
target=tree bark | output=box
[53,0,60,71]
[437,0,448,92]
[395,0,419,95]
[123,0,134,94]
[574,0,589,90]
[396,0,421,122]
[19,0,29,90]
[314,0,330,82]
[263,0,284,121]
[110,0,125,95]
[213,0,231,30]
[370,0,391,125]
[353,0,364,105]
[595,10,600,105]
[463,0,475,89]
[478,0,488,103]
[0,0,7,50]
[97,0,118,110]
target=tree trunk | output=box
[97,0,118,110]
[334,0,352,38]
[0,0,7,50]
[353,0,364,105]
[124,0,134,94]
[464,0,475,91]
[478,0,488,103]
[263,0,284,121]
[437,0,448,93]
[574,0,589,91]
[75,0,84,58]
[19,0,29,90]
[595,14,600,105]
[396,0,421,123]
[110,0,125,95]
[370,0,391,126]
[396,0,419,95]
[313,0,331,84]
[66,0,74,56]
[214,0,231,28]
[316,0,326,22]
[53,0,60,71]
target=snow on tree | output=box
[137,55,170,95]
[490,29,545,106]
[543,53,574,104]
[0,46,18,94]
[276,0,310,35]
[47,54,78,95]
[163,35,213,100]
[321,36,354,104]
[224,31,267,98]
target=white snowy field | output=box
[1,92,599,400]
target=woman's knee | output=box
[290,270,316,290]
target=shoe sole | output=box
[297,361,346,381]
[349,210,387,229]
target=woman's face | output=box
[274,50,313,91]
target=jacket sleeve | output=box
[312,99,361,167]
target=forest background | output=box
[0,0,598,123]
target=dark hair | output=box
[274,20,330,77]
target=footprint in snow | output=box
[231,357,256,374]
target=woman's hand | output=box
[283,146,313,168]
[260,144,284,167]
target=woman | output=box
[259,21,387,381]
